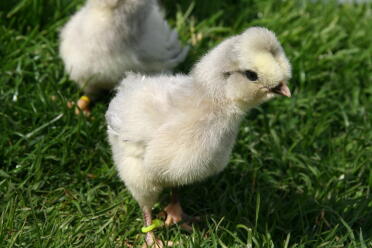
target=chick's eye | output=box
[244,70,258,81]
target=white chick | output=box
[59,0,188,114]
[106,27,291,247]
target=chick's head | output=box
[226,27,292,108]
[193,27,291,111]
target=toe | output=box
[182,213,201,223]
[180,222,193,232]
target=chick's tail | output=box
[136,3,189,71]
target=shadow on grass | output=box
[168,165,372,245]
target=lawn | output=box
[1,0,371,247]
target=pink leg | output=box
[142,206,175,248]
[142,206,161,248]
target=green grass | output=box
[1,0,371,247]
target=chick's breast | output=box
[144,114,238,187]
[107,75,238,187]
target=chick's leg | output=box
[164,190,199,232]
[143,206,160,247]
[143,206,171,248]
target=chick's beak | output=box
[270,82,291,97]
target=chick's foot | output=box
[76,96,91,116]
[67,96,91,116]
[164,200,183,226]
[164,199,200,232]
[142,232,175,248]
[143,232,165,248]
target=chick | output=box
[106,27,291,247]
[59,0,188,114]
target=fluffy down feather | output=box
[59,0,188,100]
[106,27,292,246]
